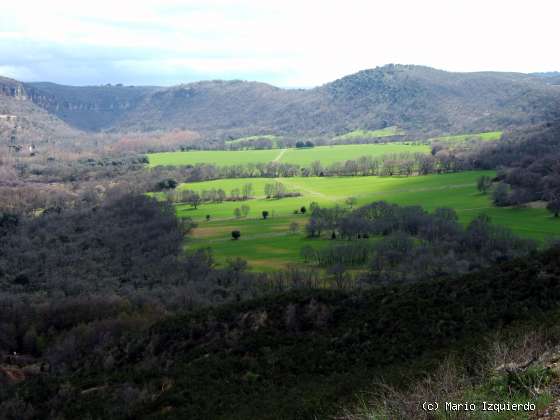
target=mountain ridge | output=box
[2,64,560,140]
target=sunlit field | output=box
[148,142,430,167]
[171,171,560,270]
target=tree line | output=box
[465,122,560,215]
[301,201,537,285]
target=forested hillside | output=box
[3,65,560,141]
[3,247,560,419]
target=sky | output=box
[1,0,559,87]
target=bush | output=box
[156,178,178,190]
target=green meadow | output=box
[148,142,430,167]
[430,131,503,143]
[174,171,560,270]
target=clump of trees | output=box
[302,201,536,284]
[234,205,250,218]
[165,183,257,207]
[156,178,178,190]
[264,182,301,199]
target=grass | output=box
[333,126,405,141]
[172,171,560,270]
[148,142,430,168]
[350,362,554,420]
[148,132,503,168]
[148,148,280,167]
[430,131,503,143]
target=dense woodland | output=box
[2,247,560,419]
[302,202,536,284]
[470,122,560,213]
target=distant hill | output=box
[531,71,560,86]
[24,82,159,131]
[3,65,560,140]
[0,77,79,145]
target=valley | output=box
[171,170,560,270]
[3,47,560,418]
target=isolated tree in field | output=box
[241,204,250,217]
[205,214,211,222]
[477,175,492,194]
[234,208,242,218]
[300,206,307,214]
[547,199,560,218]
[262,210,269,219]
[242,183,253,200]
[289,221,299,234]
[345,197,357,208]
[231,230,241,240]
[187,192,201,209]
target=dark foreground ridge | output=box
[4,247,560,419]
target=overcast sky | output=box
[1,0,559,87]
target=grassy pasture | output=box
[148,142,430,168]
[148,148,280,167]
[430,131,503,143]
[174,171,560,271]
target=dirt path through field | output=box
[273,149,288,162]
[280,179,339,201]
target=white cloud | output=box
[1,0,559,86]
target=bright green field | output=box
[174,171,560,271]
[148,143,430,168]
[333,126,405,141]
[430,131,503,143]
